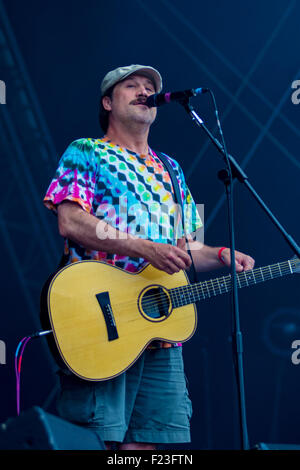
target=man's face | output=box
[103,73,157,129]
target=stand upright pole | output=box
[180,98,300,450]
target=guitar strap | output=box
[154,150,198,284]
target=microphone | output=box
[146,87,209,107]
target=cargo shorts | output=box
[56,346,192,444]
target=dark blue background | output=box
[1,0,300,450]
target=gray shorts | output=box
[56,347,192,444]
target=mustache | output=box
[130,98,149,106]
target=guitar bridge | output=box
[95,291,119,341]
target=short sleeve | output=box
[43,138,98,214]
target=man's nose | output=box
[136,85,150,96]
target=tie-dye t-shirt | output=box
[44,137,202,268]
[44,137,202,349]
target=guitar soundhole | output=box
[140,286,171,321]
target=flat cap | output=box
[101,64,163,96]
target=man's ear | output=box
[102,95,112,111]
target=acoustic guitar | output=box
[40,257,299,381]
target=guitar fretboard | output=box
[170,259,297,308]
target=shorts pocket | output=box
[185,392,193,421]
[184,373,193,421]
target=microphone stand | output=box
[178,97,300,451]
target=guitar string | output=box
[178,261,294,304]
[111,261,294,312]
[175,263,292,303]
[169,264,292,310]
[108,260,296,312]
[143,261,295,311]
[137,261,294,309]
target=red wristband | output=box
[218,247,227,265]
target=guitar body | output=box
[42,261,197,381]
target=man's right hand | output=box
[141,241,192,275]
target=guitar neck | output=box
[170,259,298,308]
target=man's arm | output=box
[177,234,255,272]
[57,200,192,275]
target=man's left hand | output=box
[220,248,255,272]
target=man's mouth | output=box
[133,101,148,107]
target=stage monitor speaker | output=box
[254,442,300,450]
[0,406,106,450]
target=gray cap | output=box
[101,64,163,96]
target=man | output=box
[43,64,254,450]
